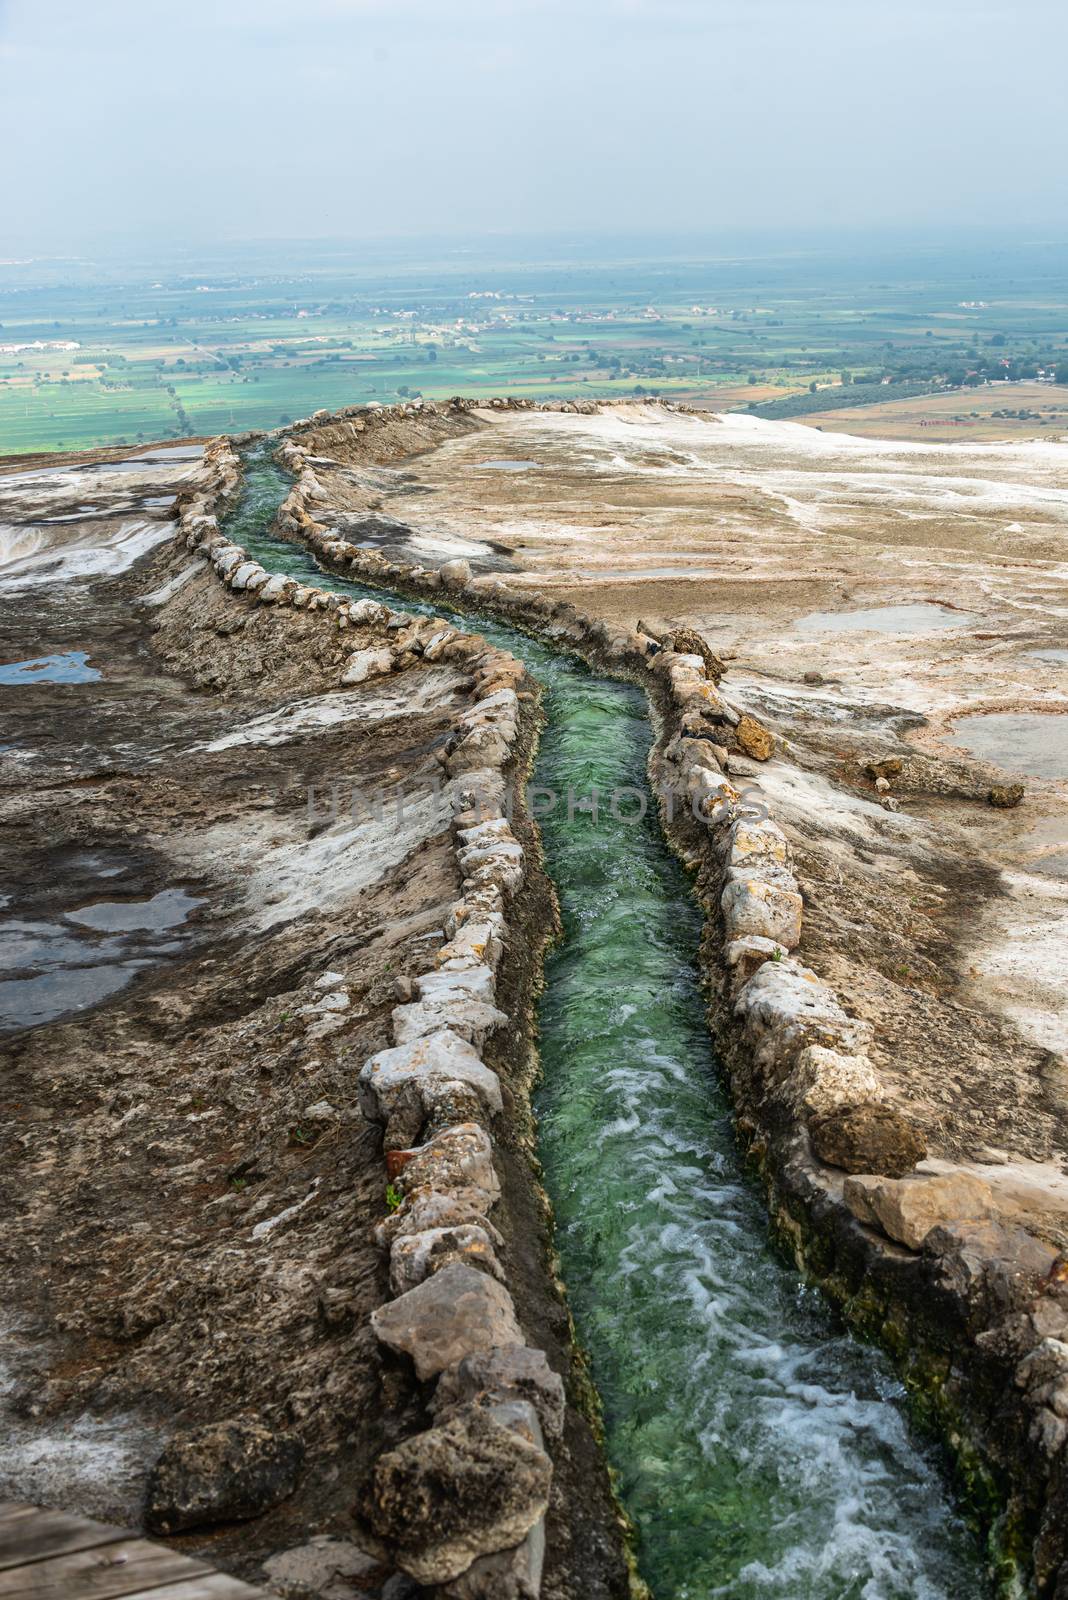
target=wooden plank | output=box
[123,1577,264,1600]
[0,1506,127,1570]
[0,1536,216,1600]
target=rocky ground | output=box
[292,401,1068,1232]
[0,448,628,1598]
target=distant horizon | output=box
[4,223,1068,288]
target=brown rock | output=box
[844,1171,993,1250]
[989,784,1025,809]
[734,713,774,762]
[865,757,903,782]
[670,627,725,683]
[144,1418,304,1534]
[809,1104,927,1177]
[360,1403,551,1584]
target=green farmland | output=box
[2,236,1067,454]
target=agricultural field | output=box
[799,380,1068,441]
[2,237,1067,454]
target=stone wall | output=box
[263,397,1068,1595]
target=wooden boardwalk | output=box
[0,1503,268,1599]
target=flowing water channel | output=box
[230,450,989,1599]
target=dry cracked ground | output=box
[303,401,1068,1239]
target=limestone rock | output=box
[342,647,394,685]
[734,713,774,761]
[441,1520,545,1599]
[727,817,789,869]
[389,1224,504,1296]
[432,1346,566,1442]
[348,597,389,625]
[229,561,263,590]
[440,558,474,590]
[725,934,788,993]
[735,959,870,1080]
[809,1104,927,1177]
[424,628,459,661]
[436,915,507,973]
[389,1123,501,1208]
[843,1171,994,1250]
[257,574,291,604]
[144,1418,304,1534]
[375,1185,504,1249]
[370,1262,523,1379]
[359,1029,503,1126]
[783,1045,885,1118]
[360,1402,551,1585]
[721,876,802,949]
[415,964,497,1008]
[449,728,515,779]
[392,997,508,1050]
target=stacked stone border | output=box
[263,395,1068,1597]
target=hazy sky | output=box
[2,0,1066,256]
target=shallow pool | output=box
[795,603,973,636]
[950,712,1068,780]
[0,651,100,684]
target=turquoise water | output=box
[0,650,100,684]
[231,450,989,1599]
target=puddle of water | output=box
[476,458,539,470]
[950,712,1068,779]
[65,887,204,933]
[0,651,101,685]
[0,886,204,1032]
[795,603,972,636]
[1027,648,1068,665]
[89,446,203,473]
[0,962,143,1030]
